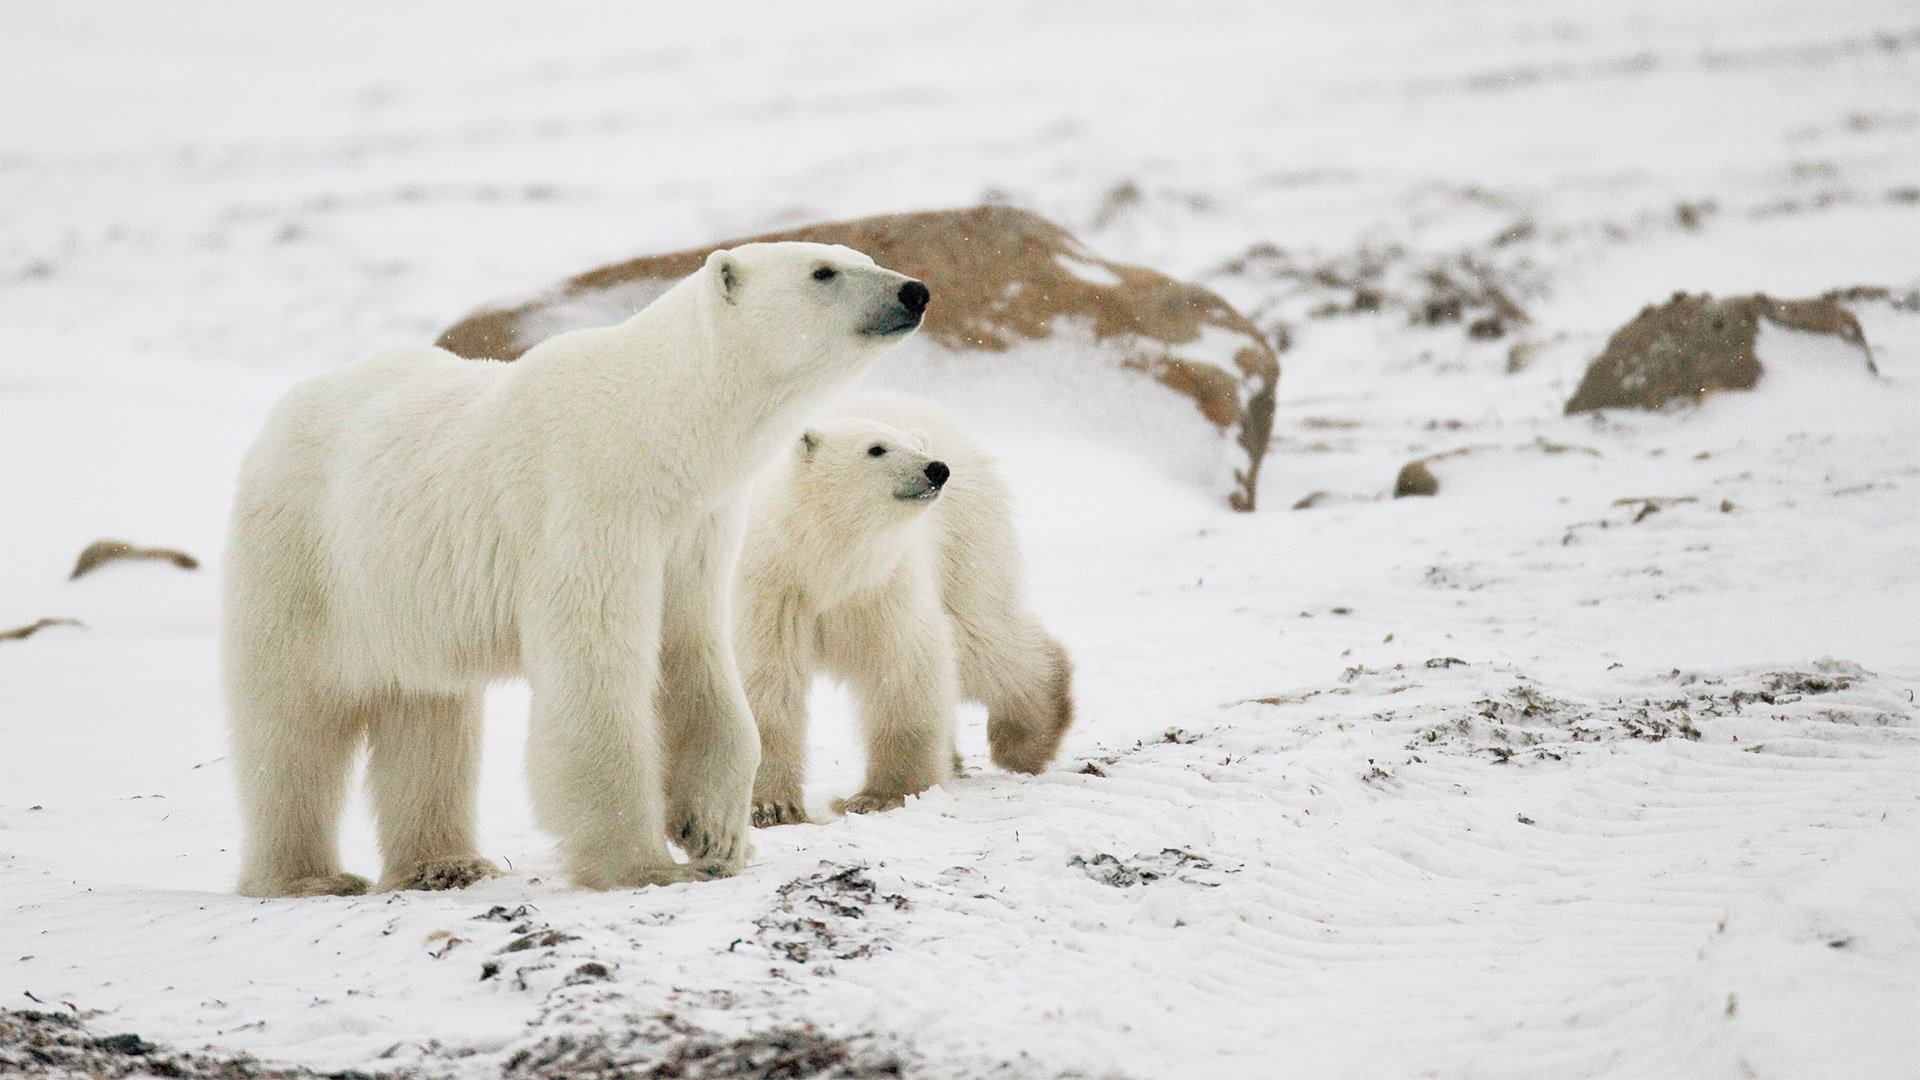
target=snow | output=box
[3,1,1919,1077]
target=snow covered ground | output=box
[3,1,1918,1076]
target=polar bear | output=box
[737,392,1074,823]
[223,243,928,897]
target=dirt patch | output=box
[1411,683,1705,762]
[436,205,1280,510]
[1211,241,1536,343]
[1564,292,1873,414]
[500,1012,906,1080]
[1,1008,392,1080]
[752,864,909,969]
[1069,848,1223,888]
[1404,661,1894,763]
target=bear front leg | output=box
[657,507,760,868]
[835,586,960,815]
[525,562,704,890]
[365,687,500,892]
[737,585,815,827]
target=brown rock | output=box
[70,539,199,579]
[0,617,85,642]
[437,206,1280,510]
[1564,292,1873,414]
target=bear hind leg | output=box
[231,680,372,898]
[366,688,500,892]
[978,632,1076,775]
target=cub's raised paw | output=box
[385,856,501,893]
[751,800,810,827]
[831,791,909,816]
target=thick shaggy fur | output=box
[223,243,924,896]
[738,392,1075,824]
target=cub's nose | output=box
[924,460,950,487]
[898,280,930,317]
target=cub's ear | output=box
[799,430,819,461]
[705,249,738,305]
[905,428,931,453]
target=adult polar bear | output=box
[224,242,928,897]
[739,393,1074,824]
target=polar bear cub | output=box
[223,242,928,897]
[737,392,1075,823]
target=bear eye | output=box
[812,266,837,282]
[867,444,886,457]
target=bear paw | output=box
[385,856,501,892]
[669,814,752,871]
[831,791,909,816]
[751,799,810,827]
[570,860,730,891]
[273,872,373,898]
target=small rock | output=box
[70,539,198,580]
[1394,460,1439,497]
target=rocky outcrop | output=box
[437,206,1280,509]
[1565,292,1872,414]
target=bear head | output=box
[787,416,952,529]
[700,242,929,380]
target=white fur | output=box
[737,392,1075,823]
[223,242,923,896]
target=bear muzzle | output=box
[861,280,931,337]
[895,459,949,501]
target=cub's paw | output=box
[831,791,909,816]
[385,856,501,893]
[751,799,811,827]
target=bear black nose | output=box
[924,460,950,487]
[898,280,930,317]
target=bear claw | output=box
[832,791,908,816]
[386,856,501,892]
[751,801,810,827]
[669,815,751,869]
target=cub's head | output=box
[700,242,928,369]
[787,417,951,526]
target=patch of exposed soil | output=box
[1212,241,1537,343]
[0,1008,393,1080]
[1068,848,1223,888]
[500,1013,906,1080]
[1404,661,1894,762]
[752,865,909,969]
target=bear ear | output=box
[905,428,931,453]
[799,430,819,460]
[705,249,738,305]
